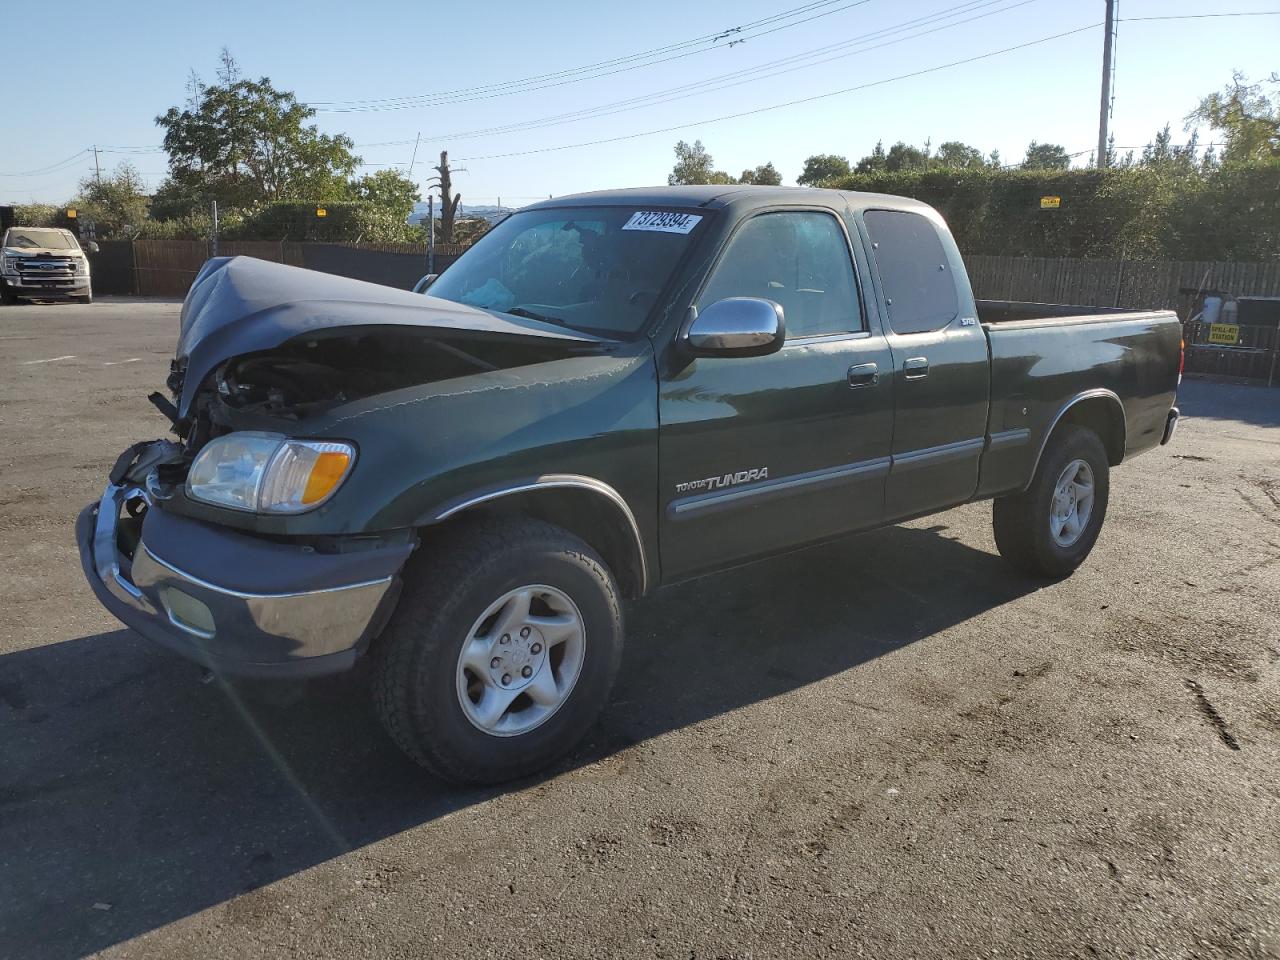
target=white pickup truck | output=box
[1,226,94,304]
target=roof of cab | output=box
[526,184,935,215]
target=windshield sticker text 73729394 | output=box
[621,211,703,234]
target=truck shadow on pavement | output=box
[0,518,1038,959]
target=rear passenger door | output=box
[657,208,894,580]
[859,209,989,519]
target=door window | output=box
[864,210,959,335]
[697,211,862,338]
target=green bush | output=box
[829,162,1280,260]
[13,204,74,230]
[234,202,425,242]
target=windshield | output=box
[4,229,78,250]
[428,206,706,337]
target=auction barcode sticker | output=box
[621,211,703,234]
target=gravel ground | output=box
[1,299,1277,960]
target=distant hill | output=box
[408,202,513,226]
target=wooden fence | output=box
[127,240,472,297]
[122,241,1280,309]
[966,256,1280,312]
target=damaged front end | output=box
[78,256,613,676]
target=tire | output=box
[76,293,93,305]
[993,424,1110,579]
[0,284,17,305]
[372,517,624,784]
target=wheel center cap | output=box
[489,629,546,689]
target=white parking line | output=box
[21,355,76,365]
[103,358,141,366]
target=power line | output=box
[314,0,875,112]
[1119,10,1280,21]
[357,0,1037,150]
[447,22,1100,164]
[19,8,1275,177]
[0,149,90,177]
[318,0,850,109]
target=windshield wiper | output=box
[504,306,570,328]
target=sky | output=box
[2,0,1277,208]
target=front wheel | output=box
[993,424,1110,578]
[372,517,624,784]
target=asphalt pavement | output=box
[1,299,1277,959]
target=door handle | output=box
[847,362,879,388]
[903,356,930,380]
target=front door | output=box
[860,209,990,519]
[658,209,895,581]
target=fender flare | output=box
[1025,388,1127,489]
[426,474,649,594]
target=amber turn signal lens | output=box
[302,451,352,504]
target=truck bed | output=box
[973,301,1182,499]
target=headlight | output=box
[186,432,355,514]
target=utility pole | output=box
[407,131,421,178]
[92,145,102,184]
[1096,0,1116,168]
[427,195,435,275]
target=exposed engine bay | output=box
[144,327,598,489]
[211,329,574,419]
[125,256,616,496]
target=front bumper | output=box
[3,276,90,297]
[77,484,413,677]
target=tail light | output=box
[1178,338,1185,385]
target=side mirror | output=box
[683,297,785,358]
[412,273,438,294]
[84,241,100,254]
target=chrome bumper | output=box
[1161,406,1180,445]
[78,484,410,677]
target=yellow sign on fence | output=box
[316,207,327,218]
[1208,323,1240,345]
[1040,196,1061,209]
[66,208,77,218]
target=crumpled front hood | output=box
[174,256,610,417]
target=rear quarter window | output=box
[864,210,958,335]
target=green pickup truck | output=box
[78,186,1182,783]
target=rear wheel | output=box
[993,424,1110,578]
[372,517,624,784]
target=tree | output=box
[1186,71,1280,165]
[797,154,851,186]
[884,141,931,172]
[432,151,463,243]
[155,49,360,213]
[451,218,492,245]
[1136,124,1199,173]
[738,162,782,185]
[1021,141,1071,170]
[854,141,932,174]
[350,168,421,222]
[668,140,735,185]
[854,140,888,174]
[933,141,986,169]
[74,162,150,238]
